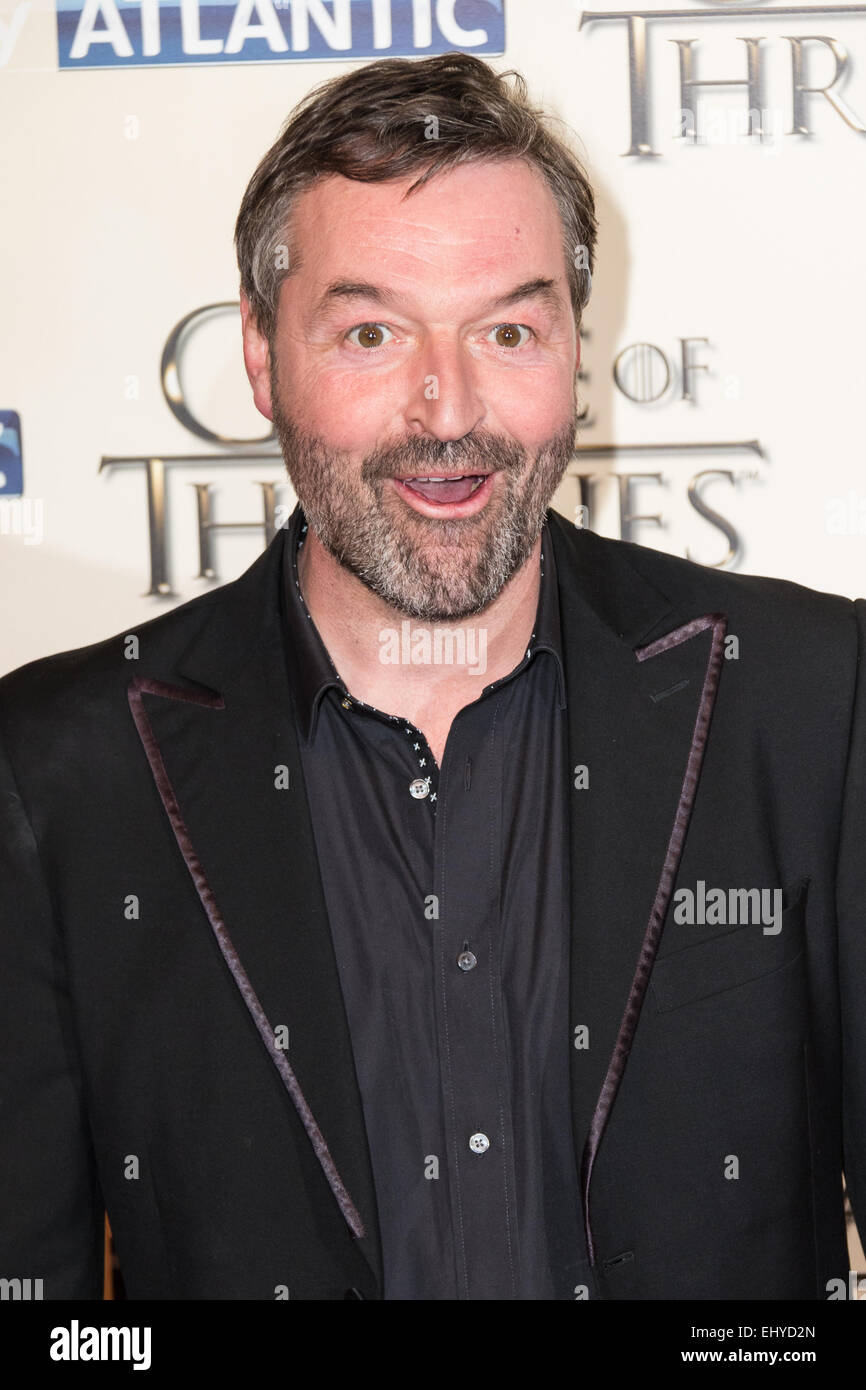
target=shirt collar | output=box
[281,501,567,745]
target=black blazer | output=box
[1,508,864,1300]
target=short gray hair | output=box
[234,51,597,350]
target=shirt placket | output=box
[432,702,520,1300]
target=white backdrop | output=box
[2,0,866,676]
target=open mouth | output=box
[395,474,489,505]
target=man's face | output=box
[243,157,580,622]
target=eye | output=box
[488,323,534,350]
[345,323,394,350]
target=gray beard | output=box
[270,381,578,622]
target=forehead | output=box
[287,158,567,304]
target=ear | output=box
[240,291,274,422]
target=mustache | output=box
[361,430,527,482]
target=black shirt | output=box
[280,501,584,1299]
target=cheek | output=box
[289,360,402,448]
[488,371,574,450]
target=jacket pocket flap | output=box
[651,877,809,1013]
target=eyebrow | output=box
[312,276,565,320]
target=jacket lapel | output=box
[547,511,727,1275]
[126,528,383,1293]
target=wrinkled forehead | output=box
[283,158,571,316]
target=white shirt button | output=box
[409,778,431,799]
[469,1132,490,1155]
[457,950,477,971]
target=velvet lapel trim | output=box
[127,673,366,1240]
[579,614,727,1265]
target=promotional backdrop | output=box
[2,0,865,673]
[1,0,865,1284]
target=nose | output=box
[403,332,486,442]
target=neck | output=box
[295,518,542,719]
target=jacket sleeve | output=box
[836,596,866,1260]
[0,724,103,1298]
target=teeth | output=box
[403,474,487,483]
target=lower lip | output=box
[392,472,497,519]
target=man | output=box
[1,51,864,1302]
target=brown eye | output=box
[347,323,392,349]
[492,323,530,349]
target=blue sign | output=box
[56,0,505,70]
[0,412,23,496]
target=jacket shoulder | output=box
[0,581,226,727]
[552,512,858,634]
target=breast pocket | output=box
[650,877,809,1014]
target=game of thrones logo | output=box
[99,303,764,596]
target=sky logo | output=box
[0,412,23,497]
[56,0,505,70]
